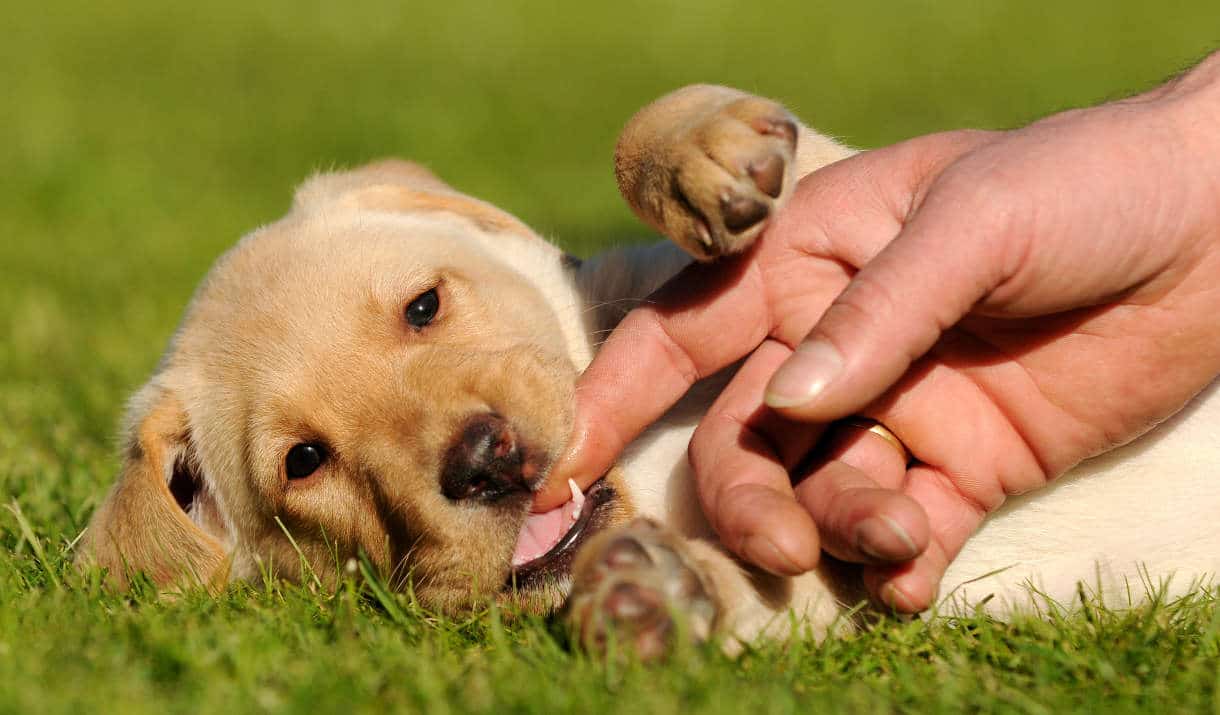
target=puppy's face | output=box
[81,165,625,611]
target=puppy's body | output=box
[81,86,1220,653]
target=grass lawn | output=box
[2,2,1218,712]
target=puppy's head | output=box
[79,160,625,611]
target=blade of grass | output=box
[6,499,62,590]
[273,515,323,591]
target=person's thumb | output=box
[763,194,1011,422]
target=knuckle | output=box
[830,275,900,341]
[638,307,702,391]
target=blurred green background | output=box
[3,1,1216,456]
[0,2,1217,710]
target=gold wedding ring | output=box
[837,417,911,465]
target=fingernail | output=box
[854,516,919,561]
[741,534,808,576]
[764,339,844,408]
[879,582,918,613]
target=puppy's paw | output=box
[615,86,798,260]
[563,519,718,661]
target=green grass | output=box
[2,1,1217,712]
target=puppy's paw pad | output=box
[669,98,798,260]
[564,519,717,661]
[720,195,770,233]
[600,534,655,569]
[747,153,786,198]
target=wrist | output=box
[1172,50,1220,98]
[1155,52,1220,238]
[1155,50,1220,142]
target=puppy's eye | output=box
[285,443,326,480]
[405,288,440,329]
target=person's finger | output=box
[687,338,823,575]
[534,253,771,511]
[792,425,928,564]
[862,537,951,613]
[815,418,911,490]
[863,462,990,612]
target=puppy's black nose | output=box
[440,413,529,501]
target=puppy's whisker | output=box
[585,327,657,348]
[580,297,656,314]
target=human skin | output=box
[537,51,1220,611]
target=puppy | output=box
[79,86,1220,658]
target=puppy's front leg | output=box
[615,85,854,260]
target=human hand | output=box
[537,54,1220,610]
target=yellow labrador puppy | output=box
[80,86,1220,657]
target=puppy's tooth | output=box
[568,479,586,512]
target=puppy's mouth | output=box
[507,478,612,587]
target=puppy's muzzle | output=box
[440,413,537,502]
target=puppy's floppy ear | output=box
[77,382,228,590]
[293,158,535,237]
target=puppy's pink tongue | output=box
[512,500,581,567]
